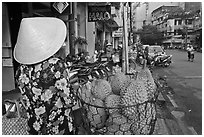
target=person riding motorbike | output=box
[186,44,194,61]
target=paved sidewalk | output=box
[153,92,198,135]
[153,118,169,135]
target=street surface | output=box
[153,49,202,134]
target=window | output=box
[187,19,193,25]
[178,20,182,25]
[185,19,193,25]
[178,29,182,35]
[174,30,178,35]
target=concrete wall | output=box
[87,22,96,56]
[2,3,15,91]
[77,3,95,57]
[77,3,86,37]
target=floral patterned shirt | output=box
[15,57,77,135]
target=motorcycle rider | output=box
[186,44,194,61]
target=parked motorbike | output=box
[150,53,172,67]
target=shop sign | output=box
[88,5,111,22]
[112,31,123,37]
[53,2,69,14]
[113,33,123,37]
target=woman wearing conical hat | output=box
[14,17,77,135]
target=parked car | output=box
[144,45,172,67]
[145,45,165,58]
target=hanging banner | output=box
[88,5,111,22]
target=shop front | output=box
[2,2,96,91]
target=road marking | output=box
[184,76,202,79]
[162,76,202,79]
[166,95,178,108]
[188,127,198,135]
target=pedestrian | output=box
[186,44,194,61]
[14,17,77,135]
[95,39,102,53]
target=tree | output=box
[134,25,164,45]
[74,36,88,53]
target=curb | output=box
[153,92,170,135]
[159,92,198,135]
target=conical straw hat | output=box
[14,17,67,64]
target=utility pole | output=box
[122,3,129,73]
[185,26,188,49]
[183,25,188,49]
[69,2,77,55]
[129,2,132,35]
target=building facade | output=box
[151,2,202,49]
[132,2,182,31]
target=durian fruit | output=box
[91,79,112,100]
[109,72,130,95]
[130,102,156,135]
[121,80,148,120]
[105,94,121,114]
[105,112,132,135]
[86,97,107,129]
[136,67,156,100]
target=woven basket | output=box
[75,70,161,135]
[78,95,158,135]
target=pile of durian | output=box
[78,66,157,135]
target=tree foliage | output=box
[134,25,164,45]
[74,36,88,46]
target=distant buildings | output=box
[132,2,202,49]
[132,2,182,31]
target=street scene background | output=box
[153,49,202,134]
[2,2,202,135]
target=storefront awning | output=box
[163,39,171,43]
[96,18,120,32]
[173,40,182,43]
[163,38,182,44]
[106,18,119,28]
